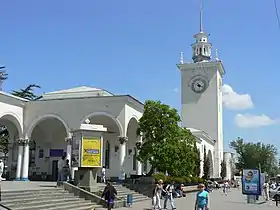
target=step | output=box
[2,188,64,194]
[4,197,82,208]
[11,200,94,210]
[2,191,70,200]
[2,189,66,197]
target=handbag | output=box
[152,196,156,205]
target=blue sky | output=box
[0,0,279,151]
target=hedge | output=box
[152,172,204,184]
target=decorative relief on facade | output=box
[118,136,128,145]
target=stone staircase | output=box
[112,184,150,203]
[1,188,103,210]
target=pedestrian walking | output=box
[263,181,270,201]
[223,180,229,195]
[153,179,164,210]
[163,181,176,210]
[101,182,117,210]
[101,166,106,183]
[195,183,209,210]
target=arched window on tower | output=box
[105,141,110,169]
[133,147,136,171]
[199,47,202,55]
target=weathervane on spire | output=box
[200,0,203,32]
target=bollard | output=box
[126,194,133,207]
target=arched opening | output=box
[125,117,139,175]
[0,114,22,180]
[29,117,68,181]
[207,150,214,178]
[83,113,121,178]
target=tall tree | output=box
[11,84,41,100]
[202,147,210,179]
[220,159,227,179]
[136,100,197,176]
[0,66,7,91]
[193,142,201,177]
[230,137,278,176]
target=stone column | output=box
[15,138,24,181]
[118,136,127,181]
[65,137,72,162]
[136,136,143,175]
[21,139,29,181]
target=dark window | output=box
[105,141,110,169]
[199,48,202,55]
[132,147,136,170]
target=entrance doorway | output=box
[51,160,58,181]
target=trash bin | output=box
[127,194,133,207]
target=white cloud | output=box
[222,84,254,110]
[235,113,278,128]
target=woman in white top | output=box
[153,179,164,210]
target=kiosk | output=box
[71,122,107,192]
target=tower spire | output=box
[191,0,211,63]
[200,0,203,32]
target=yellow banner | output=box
[81,137,101,167]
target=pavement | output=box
[115,188,280,210]
[0,181,57,192]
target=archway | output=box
[0,114,22,179]
[125,117,139,175]
[28,116,69,181]
[207,150,214,178]
[82,112,122,178]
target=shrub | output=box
[173,177,185,184]
[184,177,191,183]
[165,176,175,184]
[152,172,166,182]
[191,177,198,183]
[197,177,204,183]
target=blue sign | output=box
[242,169,261,195]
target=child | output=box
[195,183,209,210]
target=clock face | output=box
[190,76,209,93]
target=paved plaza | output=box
[117,189,279,210]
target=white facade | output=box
[187,128,215,178]
[0,86,154,181]
[178,26,226,177]
[224,152,235,180]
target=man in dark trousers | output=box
[101,182,118,210]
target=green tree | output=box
[220,159,227,179]
[11,84,41,100]
[136,100,197,176]
[193,142,201,177]
[202,147,210,179]
[0,126,9,157]
[230,137,278,176]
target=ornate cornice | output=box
[17,138,28,145]
[65,137,72,143]
[118,136,128,145]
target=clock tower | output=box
[177,0,225,178]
